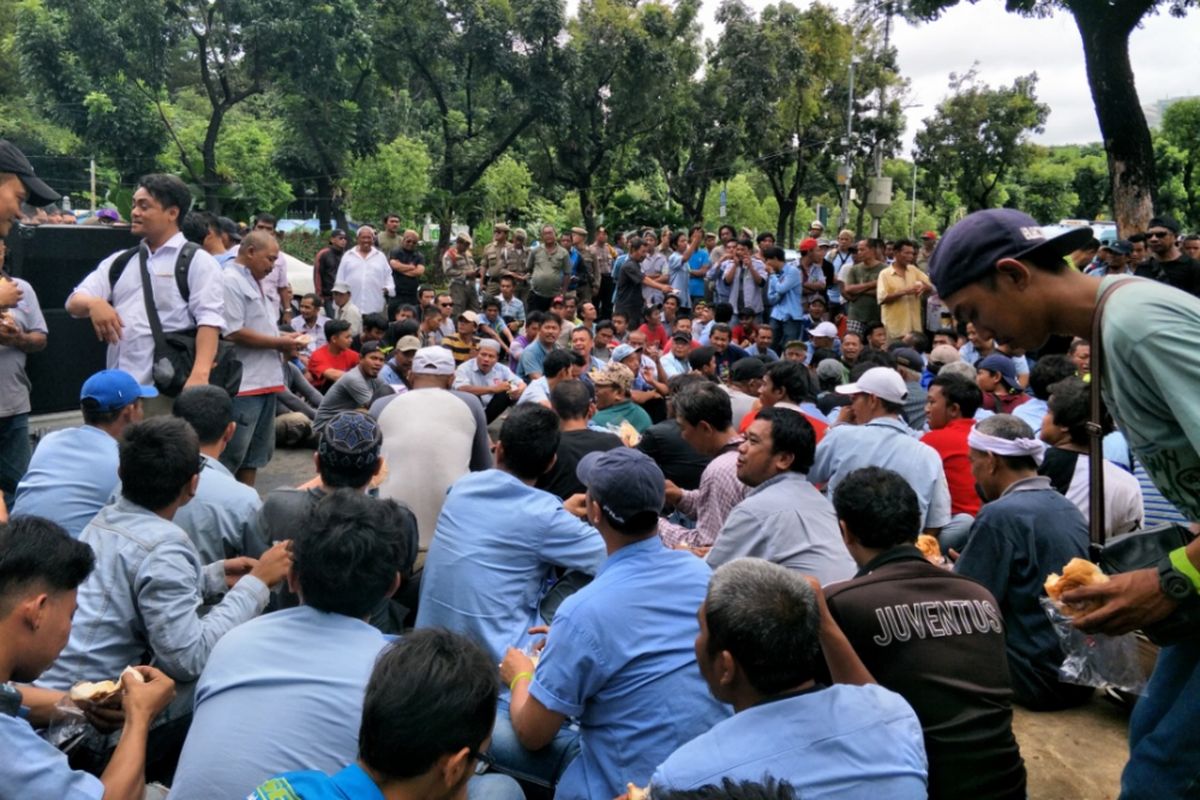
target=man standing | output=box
[707,408,855,582]
[12,369,154,537]
[722,239,767,323]
[842,238,887,338]
[501,227,532,302]
[527,225,571,313]
[386,228,425,314]
[0,231,48,495]
[377,213,403,256]
[809,367,952,536]
[222,231,301,485]
[247,214,291,317]
[615,235,672,330]
[336,227,392,316]
[443,232,481,317]
[953,414,1092,711]
[1138,214,1200,298]
[797,237,827,308]
[481,222,512,298]
[67,174,225,400]
[877,239,933,342]
[497,449,730,799]
[592,226,618,319]
[826,468,1027,800]
[314,229,348,316]
[571,226,598,306]
[763,245,803,352]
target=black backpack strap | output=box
[106,246,142,300]
[175,241,200,304]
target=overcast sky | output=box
[692,0,1197,154]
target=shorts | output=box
[222,393,278,471]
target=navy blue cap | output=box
[80,369,158,412]
[977,353,1021,391]
[928,209,1093,301]
[1102,240,1132,256]
[0,139,60,206]
[576,448,665,525]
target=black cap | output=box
[1148,215,1180,234]
[0,140,60,207]
[217,216,241,242]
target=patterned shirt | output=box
[657,438,747,549]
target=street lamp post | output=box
[838,58,858,232]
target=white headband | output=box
[967,428,1046,466]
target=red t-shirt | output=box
[738,405,828,443]
[637,322,671,352]
[920,417,982,516]
[308,346,360,390]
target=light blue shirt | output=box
[767,263,805,321]
[530,537,731,800]
[660,352,690,378]
[173,454,267,563]
[171,606,391,800]
[38,497,269,689]
[517,376,551,406]
[1011,395,1048,434]
[668,252,691,304]
[694,319,714,346]
[500,295,526,322]
[454,359,518,405]
[707,472,856,584]
[11,425,119,537]
[416,470,605,661]
[809,417,952,530]
[0,712,103,799]
[518,339,550,380]
[650,684,928,798]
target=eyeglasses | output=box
[1146,230,1171,239]
[468,749,496,769]
[439,302,453,307]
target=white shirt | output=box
[335,247,393,315]
[223,264,285,394]
[1065,456,1144,538]
[70,232,226,383]
[289,313,328,357]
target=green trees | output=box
[346,136,433,226]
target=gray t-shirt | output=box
[0,278,48,417]
[313,368,391,431]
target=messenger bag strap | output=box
[1088,277,1133,547]
[136,245,170,355]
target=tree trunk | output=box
[201,106,227,213]
[775,200,794,245]
[1071,7,1156,237]
[316,175,333,231]
[578,188,596,234]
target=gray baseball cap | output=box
[576,449,665,526]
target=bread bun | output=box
[626,784,649,800]
[69,680,121,703]
[1044,558,1108,617]
[916,534,942,564]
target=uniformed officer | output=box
[526,224,571,313]
[571,226,598,307]
[481,222,511,298]
[501,228,531,303]
[443,232,480,317]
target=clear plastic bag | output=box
[1041,597,1148,696]
[44,695,91,752]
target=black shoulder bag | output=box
[110,242,242,397]
[1089,279,1198,646]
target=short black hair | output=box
[713,303,734,324]
[755,407,816,472]
[756,232,775,245]
[295,490,417,617]
[300,293,321,308]
[137,173,192,216]
[254,212,277,228]
[543,349,573,379]
[551,379,592,421]
[542,312,563,329]
[119,417,201,512]
[359,629,498,780]
[709,322,732,339]
[324,319,352,340]
[833,466,921,549]
[526,310,548,327]
[172,385,233,445]
[499,405,561,480]
[81,403,128,426]
[181,210,210,244]
[667,372,709,395]
[483,297,501,312]
[362,313,387,333]
[0,517,95,615]
[655,778,799,800]
[764,361,813,403]
[894,238,917,253]
[1047,376,1094,446]
[594,320,614,335]
[930,374,982,419]
[688,345,717,371]
[730,357,766,383]
[674,381,733,430]
[1029,354,1077,400]
[760,245,786,261]
[864,321,886,340]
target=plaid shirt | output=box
[658,439,747,549]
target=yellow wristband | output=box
[509,671,534,692]
[1169,546,1200,594]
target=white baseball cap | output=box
[811,321,839,338]
[411,346,456,376]
[835,367,908,404]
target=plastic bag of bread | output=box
[617,421,641,448]
[915,534,943,565]
[1040,595,1147,695]
[1044,558,1109,617]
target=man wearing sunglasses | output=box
[1137,215,1200,298]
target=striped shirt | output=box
[658,439,747,549]
[441,334,476,365]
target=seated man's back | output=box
[173,456,265,562]
[417,406,606,661]
[11,425,119,537]
[170,491,412,800]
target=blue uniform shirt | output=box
[0,712,104,799]
[767,263,805,321]
[416,470,605,661]
[518,339,550,380]
[11,425,119,537]
[173,454,268,563]
[248,763,384,800]
[530,537,731,800]
[651,684,928,798]
[171,605,392,800]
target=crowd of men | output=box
[2,140,1200,800]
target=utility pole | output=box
[89,158,97,213]
[870,3,893,238]
[838,58,858,232]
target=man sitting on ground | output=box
[590,361,653,433]
[172,386,268,563]
[417,405,605,662]
[249,629,522,800]
[170,491,417,800]
[517,348,574,409]
[954,414,1092,710]
[537,379,623,500]
[707,408,854,582]
[649,559,927,798]
[11,369,154,537]
[307,319,359,391]
[454,339,525,423]
[0,516,176,800]
[313,341,391,432]
[920,374,985,553]
[497,449,730,798]
[826,467,1026,799]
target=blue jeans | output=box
[770,318,804,353]
[488,698,580,788]
[1120,638,1200,798]
[938,513,975,554]
[467,774,525,800]
[0,413,31,496]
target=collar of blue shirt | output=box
[863,416,915,436]
[597,535,661,577]
[745,471,807,498]
[999,474,1054,498]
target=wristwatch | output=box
[1158,554,1195,601]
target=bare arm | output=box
[184,326,220,389]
